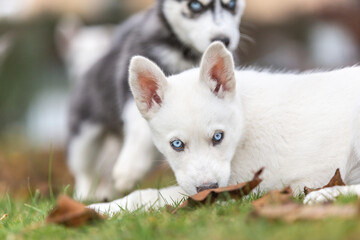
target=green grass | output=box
[1,194,360,240]
[2,152,359,240]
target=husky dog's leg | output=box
[88,186,186,215]
[68,122,106,200]
[92,133,122,200]
[112,100,155,193]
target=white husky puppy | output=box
[89,42,360,214]
[68,0,245,201]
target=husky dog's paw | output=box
[112,154,152,194]
[73,176,93,201]
[112,165,142,194]
[112,177,137,194]
[303,186,344,205]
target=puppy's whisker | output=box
[240,33,255,44]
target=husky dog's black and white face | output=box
[162,0,245,53]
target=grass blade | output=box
[48,144,54,203]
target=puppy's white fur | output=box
[89,43,360,215]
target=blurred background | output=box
[0,0,359,199]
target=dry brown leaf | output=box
[304,168,345,195]
[251,186,360,222]
[46,195,105,227]
[172,168,263,213]
[252,186,293,210]
[253,202,360,222]
[165,204,176,213]
[0,214,7,221]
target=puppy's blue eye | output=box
[212,131,224,145]
[189,1,204,13]
[226,0,236,10]
[171,139,185,151]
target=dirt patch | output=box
[0,148,73,199]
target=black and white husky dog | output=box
[68,0,245,200]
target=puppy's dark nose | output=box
[196,182,219,193]
[211,36,230,47]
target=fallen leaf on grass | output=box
[165,204,176,213]
[0,214,7,221]
[46,195,105,227]
[253,201,360,222]
[251,186,360,222]
[304,168,345,195]
[252,186,293,210]
[172,168,263,213]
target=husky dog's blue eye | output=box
[189,1,204,13]
[171,139,185,151]
[224,0,236,10]
[228,0,236,9]
[212,131,224,145]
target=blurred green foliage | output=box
[0,5,130,136]
[0,17,66,133]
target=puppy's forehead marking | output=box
[180,0,236,19]
[198,0,212,5]
[176,0,212,4]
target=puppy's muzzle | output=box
[196,182,219,193]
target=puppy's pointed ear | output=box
[199,42,236,98]
[129,56,168,119]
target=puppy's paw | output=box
[88,202,121,216]
[303,186,342,205]
[88,188,162,215]
[87,196,130,216]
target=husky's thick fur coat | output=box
[68,0,245,200]
[88,42,360,214]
